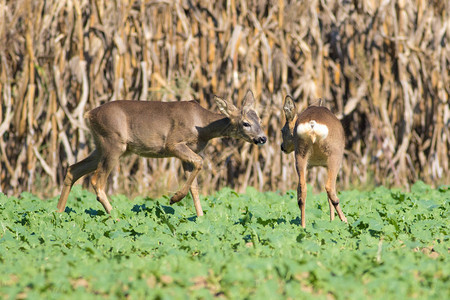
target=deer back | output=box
[85,100,221,157]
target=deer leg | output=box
[57,150,100,212]
[90,143,125,214]
[327,171,336,221]
[327,197,336,221]
[295,155,308,228]
[325,156,347,224]
[190,177,203,216]
[182,162,204,216]
[169,144,203,205]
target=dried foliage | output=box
[0,0,448,198]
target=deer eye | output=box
[243,122,251,128]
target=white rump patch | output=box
[297,120,329,143]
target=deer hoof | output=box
[170,191,186,204]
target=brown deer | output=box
[57,90,267,216]
[281,96,347,228]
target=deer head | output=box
[281,95,297,153]
[214,90,267,145]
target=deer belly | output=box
[126,141,171,158]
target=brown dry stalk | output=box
[0,0,448,198]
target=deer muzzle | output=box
[253,136,267,145]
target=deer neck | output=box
[198,112,236,141]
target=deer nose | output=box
[281,144,286,152]
[254,136,267,145]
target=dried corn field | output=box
[0,0,448,200]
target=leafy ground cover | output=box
[0,182,448,299]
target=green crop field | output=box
[0,182,448,299]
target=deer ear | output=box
[242,90,256,111]
[214,96,238,117]
[283,96,296,122]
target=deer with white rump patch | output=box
[57,90,267,216]
[281,96,347,228]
